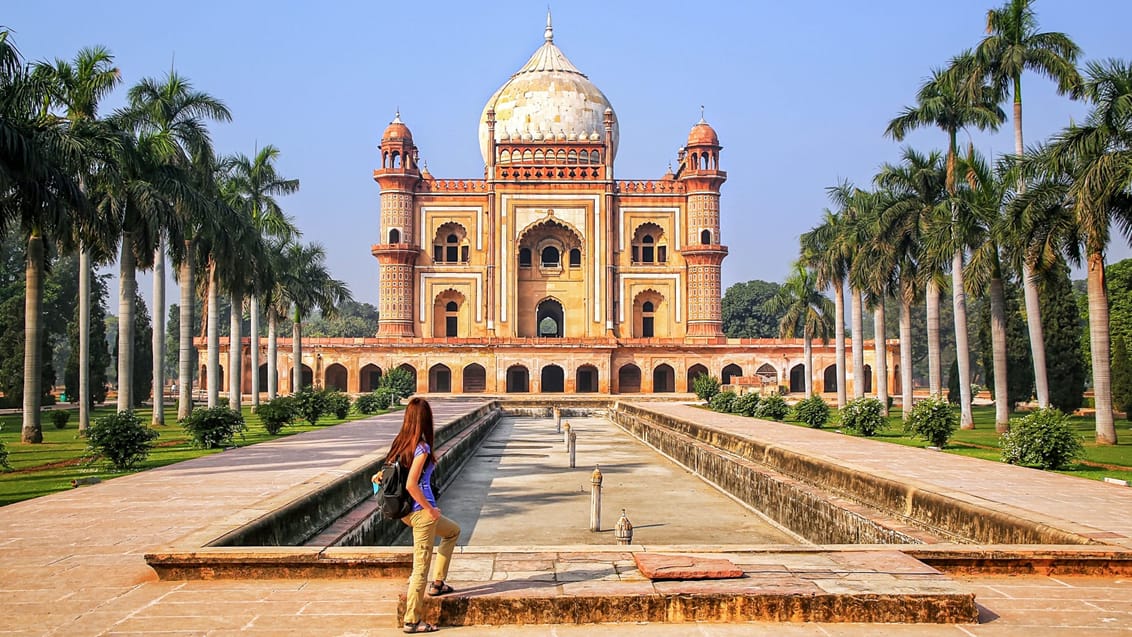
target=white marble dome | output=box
[478,15,619,164]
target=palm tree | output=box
[847,190,896,414]
[1,32,96,442]
[224,145,299,408]
[958,147,1013,431]
[122,71,231,420]
[875,149,947,417]
[800,210,849,407]
[828,184,869,400]
[34,46,120,433]
[768,263,835,398]
[973,0,1082,409]
[277,241,351,393]
[1021,59,1132,444]
[887,56,1006,428]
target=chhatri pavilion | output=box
[218,15,897,397]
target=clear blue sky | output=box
[7,0,1131,309]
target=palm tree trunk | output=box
[900,297,914,421]
[117,233,136,412]
[851,289,865,399]
[803,325,813,398]
[1022,262,1049,407]
[228,293,241,410]
[989,276,1010,432]
[292,311,303,393]
[952,249,974,429]
[1087,251,1117,444]
[250,295,260,408]
[267,308,278,399]
[177,246,194,420]
[206,259,219,408]
[78,245,91,434]
[151,240,165,425]
[926,279,942,396]
[834,284,846,407]
[1013,95,1050,409]
[874,304,888,416]
[21,230,44,444]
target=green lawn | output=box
[792,403,1132,484]
[0,403,397,507]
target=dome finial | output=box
[393,108,401,124]
[545,7,554,42]
[699,104,706,124]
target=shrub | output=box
[256,397,295,435]
[354,391,383,414]
[692,375,721,402]
[732,392,760,417]
[0,432,10,470]
[793,394,830,428]
[326,390,350,419]
[378,367,415,401]
[839,397,887,437]
[181,407,246,449]
[1000,408,1084,470]
[755,394,789,420]
[292,388,330,426]
[708,390,737,413]
[49,410,70,430]
[904,396,958,447]
[86,411,159,470]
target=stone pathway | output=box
[640,403,1132,547]
[1,397,1131,635]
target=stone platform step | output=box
[399,549,977,626]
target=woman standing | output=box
[384,397,460,633]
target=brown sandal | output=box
[427,582,454,596]
[403,620,438,633]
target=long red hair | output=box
[386,397,437,466]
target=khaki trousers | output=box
[402,509,460,625]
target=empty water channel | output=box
[158,398,1100,576]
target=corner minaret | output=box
[372,112,421,337]
[679,111,728,338]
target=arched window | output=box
[641,301,655,338]
[433,228,466,263]
[445,301,458,337]
[567,150,577,164]
[569,248,581,267]
[700,229,711,245]
[388,228,401,244]
[519,247,532,267]
[541,246,560,267]
[641,235,655,263]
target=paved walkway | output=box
[1,398,1131,635]
[642,403,1132,547]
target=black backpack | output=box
[376,459,414,520]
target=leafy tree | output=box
[299,301,381,338]
[130,287,153,407]
[1042,261,1087,412]
[378,366,415,401]
[721,280,782,338]
[1112,336,1132,420]
[1107,259,1132,350]
[947,358,961,404]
